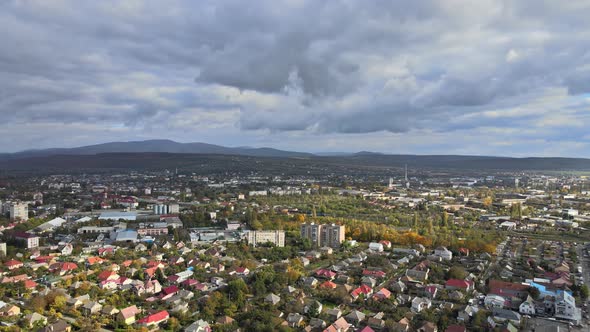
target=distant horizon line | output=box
[1,138,589,160]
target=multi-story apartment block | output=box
[301,223,345,248]
[13,231,40,249]
[300,222,322,247]
[321,223,346,248]
[246,230,285,247]
[10,203,28,221]
[555,291,582,323]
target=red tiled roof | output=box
[24,279,37,288]
[362,269,386,278]
[320,281,338,289]
[488,280,529,295]
[162,285,178,295]
[137,310,169,325]
[61,262,78,271]
[351,284,372,297]
[445,279,473,289]
[315,269,337,278]
[373,288,392,299]
[4,259,23,267]
[445,325,466,332]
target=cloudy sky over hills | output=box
[2,0,590,156]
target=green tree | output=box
[441,212,449,228]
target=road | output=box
[576,243,590,325]
[575,244,590,290]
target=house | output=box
[137,310,169,327]
[326,308,342,320]
[351,284,373,300]
[265,293,281,305]
[448,290,464,301]
[324,317,350,332]
[101,305,120,317]
[316,269,337,280]
[4,259,23,270]
[345,310,366,325]
[367,313,385,329]
[287,313,304,328]
[434,247,453,260]
[361,276,377,288]
[457,305,478,322]
[411,297,432,313]
[320,281,338,289]
[216,316,235,325]
[40,319,71,332]
[53,262,78,275]
[230,267,250,276]
[395,318,411,332]
[24,312,47,328]
[304,300,323,316]
[373,288,392,300]
[519,295,535,315]
[0,305,20,316]
[391,280,407,293]
[445,279,474,291]
[418,322,438,332]
[67,294,89,308]
[82,301,102,315]
[488,280,530,299]
[185,319,211,332]
[310,318,327,330]
[445,325,466,332]
[423,285,439,299]
[484,294,507,308]
[362,269,387,278]
[303,277,319,288]
[61,244,73,256]
[117,305,141,325]
[360,327,375,332]
[379,240,392,249]
[491,308,521,325]
[369,242,384,252]
[406,261,430,282]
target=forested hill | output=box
[1,152,590,173]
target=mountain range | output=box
[0,139,313,160]
[2,139,590,172]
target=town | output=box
[0,168,587,332]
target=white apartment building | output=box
[10,203,28,221]
[247,230,285,247]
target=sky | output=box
[2,0,590,156]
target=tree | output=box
[581,285,589,300]
[447,266,468,280]
[482,196,493,208]
[168,317,180,331]
[441,212,449,228]
[228,278,249,308]
[427,218,434,235]
[307,301,320,318]
[30,296,47,313]
[528,286,540,300]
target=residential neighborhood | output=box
[0,169,588,332]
